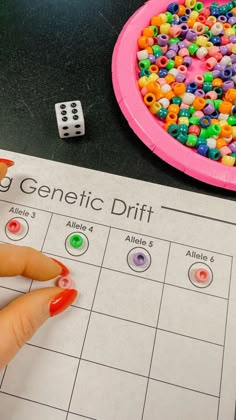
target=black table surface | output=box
[1,0,236,202]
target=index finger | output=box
[0,159,14,181]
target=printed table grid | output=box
[0,200,233,420]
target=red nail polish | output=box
[51,258,70,276]
[50,289,78,317]
[0,159,14,168]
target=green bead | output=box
[168,124,180,138]
[227,116,236,126]
[226,2,233,11]
[152,45,162,56]
[157,108,168,120]
[233,24,236,31]
[178,124,188,134]
[211,2,219,6]
[155,51,163,58]
[200,128,208,138]
[165,11,173,23]
[179,109,190,118]
[231,152,236,162]
[208,148,221,160]
[214,99,223,110]
[189,116,199,125]
[196,137,207,146]
[150,25,158,36]
[166,59,175,70]
[189,105,196,115]
[188,43,199,56]
[205,99,214,105]
[194,2,204,11]
[203,72,213,82]
[69,234,84,249]
[203,82,212,92]
[169,37,180,44]
[139,59,151,70]
[213,87,223,98]
[233,0,236,6]
[207,124,221,137]
[171,96,182,106]
[186,134,198,147]
[176,134,187,144]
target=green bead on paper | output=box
[70,234,84,249]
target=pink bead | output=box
[205,91,217,100]
[205,57,217,70]
[193,111,204,118]
[177,65,187,74]
[227,43,233,53]
[141,87,148,96]
[178,48,189,57]
[215,52,223,61]
[194,75,204,87]
[169,26,182,37]
[220,146,232,157]
[57,275,73,289]
[180,103,190,109]
[194,268,210,283]
[208,46,219,57]
[157,78,166,86]
[148,37,154,46]
[184,40,191,47]
[161,45,168,54]
[193,22,206,35]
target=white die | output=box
[55,101,85,139]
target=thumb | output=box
[0,287,78,368]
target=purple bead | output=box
[203,103,215,115]
[220,46,228,55]
[230,35,236,44]
[195,89,205,97]
[231,63,236,75]
[186,29,197,42]
[148,54,156,64]
[231,54,236,64]
[183,56,192,68]
[214,63,225,72]
[180,24,189,36]
[176,73,186,82]
[222,80,234,91]
[169,43,179,52]
[212,70,221,78]
[178,41,187,49]
[218,15,227,22]
[132,252,147,267]
[157,34,169,46]
[185,7,191,15]
[229,141,236,153]
[229,17,236,25]
[166,50,176,59]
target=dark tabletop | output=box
[1,0,236,201]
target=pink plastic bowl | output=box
[112,0,236,190]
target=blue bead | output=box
[232,106,236,116]
[186,82,198,93]
[179,16,188,23]
[139,69,150,77]
[210,35,221,45]
[197,144,209,156]
[158,68,168,77]
[226,11,234,18]
[221,68,233,80]
[210,110,219,119]
[199,116,211,127]
[210,7,221,17]
[167,2,179,14]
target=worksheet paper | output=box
[0,149,235,420]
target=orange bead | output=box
[223,23,231,30]
[151,16,163,26]
[221,124,233,137]
[232,7,236,13]
[193,97,206,110]
[178,5,186,16]
[225,89,236,102]
[149,64,159,74]
[219,101,232,114]
[146,47,154,54]
[144,92,156,106]
[165,74,175,84]
[188,18,196,28]
[168,104,180,114]
[216,138,227,149]
[156,91,164,100]
[146,81,160,95]
[165,121,174,131]
[212,78,223,88]
[173,83,186,96]
[174,55,183,67]
[138,36,149,49]
[143,27,154,37]
[165,90,175,100]
[211,119,219,125]
[166,112,178,123]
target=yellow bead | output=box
[190,11,199,19]
[219,120,228,127]
[232,127,236,138]
[225,28,235,36]
[185,0,196,8]
[196,36,208,47]
[138,76,149,88]
[232,45,236,54]
[149,73,159,82]
[208,16,217,22]
[178,117,189,126]
[205,41,213,49]
[149,102,162,114]
[160,23,171,34]
[221,155,235,166]
[159,13,168,23]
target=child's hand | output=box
[0,160,78,368]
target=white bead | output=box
[137,50,148,61]
[173,14,179,22]
[196,47,208,60]
[224,136,232,143]
[211,22,223,35]
[220,56,232,66]
[168,68,179,77]
[161,84,172,93]
[159,98,170,108]
[182,93,195,105]
[207,138,216,149]
[232,75,236,83]
[219,113,229,121]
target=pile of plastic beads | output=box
[137,0,236,166]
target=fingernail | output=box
[49,289,78,317]
[51,258,70,276]
[0,159,14,168]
